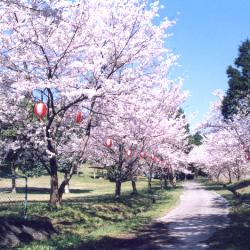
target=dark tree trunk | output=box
[216,172,221,182]
[64,173,70,194]
[115,144,124,200]
[50,174,60,207]
[49,157,60,207]
[228,169,232,184]
[58,162,78,202]
[58,173,70,200]
[164,176,168,189]
[148,176,152,192]
[169,168,176,187]
[115,180,122,199]
[236,165,241,181]
[160,176,164,190]
[131,179,138,195]
[11,164,16,193]
[236,173,240,182]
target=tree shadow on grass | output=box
[66,191,229,250]
[58,186,179,225]
[72,221,174,250]
[0,187,93,195]
[72,214,228,250]
[203,184,225,192]
[204,212,250,250]
[0,185,182,249]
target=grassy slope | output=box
[201,179,250,250]
[0,168,183,250]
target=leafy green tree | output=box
[188,132,203,146]
[222,39,250,119]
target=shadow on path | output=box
[75,183,229,250]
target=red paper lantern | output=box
[76,111,84,123]
[140,152,146,158]
[151,154,156,161]
[106,138,113,148]
[127,149,132,157]
[245,152,250,161]
[34,102,47,119]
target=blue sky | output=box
[157,0,250,130]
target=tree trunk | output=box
[236,165,241,181]
[169,168,176,187]
[164,176,168,189]
[49,157,60,207]
[228,169,232,184]
[64,173,70,194]
[115,180,122,199]
[236,173,240,182]
[131,179,138,195]
[170,175,176,187]
[160,176,164,190]
[58,162,78,202]
[216,172,221,182]
[148,176,152,192]
[11,164,16,193]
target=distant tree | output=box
[222,39,250,119]
[190,93,250,183]
[189,132,203,146]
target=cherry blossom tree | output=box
[190,91,250,182]
[0,0,178,206]
[87,79,189,198]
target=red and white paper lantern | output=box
[34,102,47,119]
[151,154,156,161]
[140,152,146,158]
[106,138,113,148]
[76,111,84,123]
[127,149,132,157]
[245,152,250,161]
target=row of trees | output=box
[190,40,250,182]
[189,91,250,182]
[0,0,190,206]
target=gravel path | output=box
[77,181,230,250]
[156,181,229,249]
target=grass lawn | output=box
[200,179,250,250]
[0,167,154,202]
[0,168,183,249]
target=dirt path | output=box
[156,181,229,249]
[81,181,230,250]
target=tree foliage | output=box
[190,92,250,182]
[0,0,190,204]
[188,132,202,146]
[222,39,250,119]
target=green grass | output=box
[0,169,183,249]
[16,186,182,250]
[201,179,250,250]
[0,167,153,203]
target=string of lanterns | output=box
[32,103,172,166]
[105,137,169,164]
[33,102,84,124]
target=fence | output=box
[0,174,28,218]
